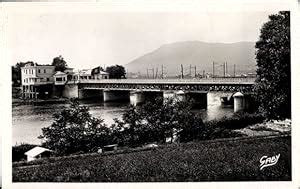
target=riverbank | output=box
[234,119,291,136]
[12,97,69,106]
[13,134,291,182]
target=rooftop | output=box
[25,146,52,157]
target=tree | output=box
[105,65,126,79]
[112,97,205,146]
[255,11,290,119]
[52,55,68,72]
[39,99,111,155]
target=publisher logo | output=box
[259,154,280,170]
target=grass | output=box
[13,135,291,182]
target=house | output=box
[78,67,109,80]
[79,69,93,80]
[24,146,52,162]
[21,63,55,99]
[91,66,109,79]
[20,63,109,99]
[53,71,68,85]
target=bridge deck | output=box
[69,78,256,85]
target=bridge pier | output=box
[233,92,250,112]
[130,91,164,106]
[130,90,145,106]
[176,90,186,101]
[103,89,130,102]
[163,91,176,99]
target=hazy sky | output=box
[7,11,276,69]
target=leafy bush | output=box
[111,97,206,146]
[39,99,111,155]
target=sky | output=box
[6,11,277,70]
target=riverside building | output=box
[21,63,109,99]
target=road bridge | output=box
[63,78,256,112]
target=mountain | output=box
[125,41,256,77]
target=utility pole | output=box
[146,69,149,78]
[155,67,158,79]
[225,62,227,77]
[189,64,192,77]
[223,62,226,78]
[212,61,215,78]
[161,65,164,79]
[181,64,184,79]
[152,68,155,79]
[147,68,154,79]
[234,64,236,77]
[194,66,197,78]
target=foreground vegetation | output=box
[34,98,265,156]
[13,135,291,182]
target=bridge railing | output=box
[69,77,256,84]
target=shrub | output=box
[39,99,111,155]
[112,97,206,146]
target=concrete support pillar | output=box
[130,90,145,106]
[176,90,186,101]
[163,91,176,99]
[103,90,130,102]
[233,92,245,112]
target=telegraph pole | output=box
[147,68,155,79]
[152,68,155,79]
[146,69,149,78]
[161,65,164,79]
[181,64,184,79]
[155,68,158,79]
[225,62,227,77]
[223,62,226,78]
[234,64,236,77]
[194,66,197,78]
[212,61,215,78]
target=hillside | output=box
[126,41,256,77]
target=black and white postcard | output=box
[1,0,300,189]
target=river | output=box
[12,93,234,145]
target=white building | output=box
[24,146,52,162]
[21,63,55,98]
[53,71,68,85]
[20,63,109,99]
